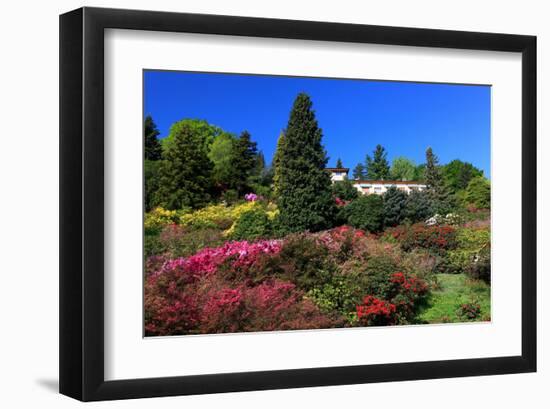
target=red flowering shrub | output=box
[200,280,339,334]
[457,302,481,320]
[356,296,397,326]
[398,224,458,252]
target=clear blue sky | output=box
[144,70,491,177]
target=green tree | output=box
[352,163,366,180]
[276,93,335,232]
[464,176,491,209]
[366,145,390,180]
[272,131,286,196]
[404,189,433,223]
[383,186,408,226]
[332,177,359,201]
[161,119,222,155]
[144,160,161,211]
[390,157,416,181]
[208,132,236,190]
[345,195,384,232]
[144,115,162,161]
[414,164,426,182]
[155,121,213,209]
[442,159,483,193]
[335,158,344,168]
[232,130,258,195]
[425,147,452,213]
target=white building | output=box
[326,167,426,195]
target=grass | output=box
[417,273,491,324]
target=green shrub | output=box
[383,186,408,227]
[230,209,272,241]
[307,274,362,320]
[404,189,433,223]
[345,195,384,232]
[332,178,359,201]
[159,225,225,258]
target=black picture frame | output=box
[60,7,537,401]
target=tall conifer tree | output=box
[366,145,390,180]
[276,93,335,232]
[144,115,163,161]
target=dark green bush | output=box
[331,178,359,201]
[231,209,272,241]
[383,186,407,227]
[345,195,384,232]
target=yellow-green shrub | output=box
[180,201,260,230]
[144,207,178,234]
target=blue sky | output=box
[144,70,491,177]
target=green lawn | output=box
[417,274,491,324]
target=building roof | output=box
[353,180,426,185]
[326,167,350,172]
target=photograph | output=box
[142,70,492,337]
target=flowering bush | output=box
[457,302,481,320]
[244,193,259,202]
[200,280,339,333]
[158,239,282,280]
[158,224,225,258]
[356,296,397,326]
[144,207,179,234]
[399,224,458,252]
[179,202,259,230]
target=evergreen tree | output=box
[336,158,344,168]
[276,93,335,232]
[383,186,408,226]
[232,130,258,195]
[425,147,452,214]
[404,189,433,223]
[352,163,366,180]
[272,131,286,196]
[332,177,359,201]
[155,122,213,209]
[144,115,162,161]
[366,145,390,180]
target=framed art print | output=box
[60,7,536,401]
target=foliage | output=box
[331,177,359,201]
[276,93,335,232]
[272,131,286,196]
[390,156,416,181]
[404,189,433,223]
[442,159,483,193]
[144,207,179,234]
[457,302,482,320]
[161,119,222,154]
[144,115,162,161]
[463,176,491,209]
[158,225,225,258]
[366,144,390,180]
[178,201,259,230]
[417,274,490,324]
[345,194,384,232]
[230,208,272,241]
[356,296,397,326]
[144,160,162,211]
[425,147,453,214]
[231,130,258,195]
[397,224,458,253]
[335,158,344,168]
[155,121,214,209]
[208,132,236,190]
[352,163,366,180]
[307,274,362,320]
[383,186,408,227]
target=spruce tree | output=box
[425,147,452,214]
[276,93,335,232]
[232,130,258,195]
[352,163,366,180]
[336,158,344,168]
[366,145,390,180]
[155,122,213,209]
[383,186,407,226]
[144,115,163,161]
[272,131,286,197]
